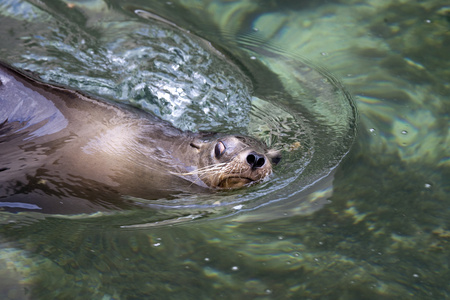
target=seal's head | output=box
[189,135,281,189]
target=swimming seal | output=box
[0,62,281,214]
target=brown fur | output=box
[0,62,280,214]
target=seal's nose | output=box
[246,152,266,169]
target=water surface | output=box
[0,0,449,299]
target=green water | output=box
[0,0,449,299]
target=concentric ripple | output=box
[0,1,356,225]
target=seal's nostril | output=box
[247,153,265,169]
[255,157,265,168]
[247,154,256,165]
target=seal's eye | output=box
[214,141,226,158]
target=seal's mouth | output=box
[218,177,255,189]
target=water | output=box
[0,0,356,217]
[0,0,449,299]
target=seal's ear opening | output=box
[189,137,209,151]
[190,142,201,150]
[190,132,217,151]
[267,149,282,165]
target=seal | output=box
[0,62,281,214]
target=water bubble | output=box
[424,183,431,189]
[153,243,161,247]
[231,266,239,271]
[413,273,419,278]
[321,52,328,56]
[425,19,431,23]
[250,56,256,60]
[252,27,259,32]
[204,258,210,262]
[278,236,284,240]
[401,130,408,135]
[369,128,375,133]
[265,289,272,294]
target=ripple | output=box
[0,3,356,224]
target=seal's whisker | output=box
[171,162,228,176]
[195,166,227,178]
[184,163,229,188]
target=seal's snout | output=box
[199,135,279,189]
[246,152,266,170]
